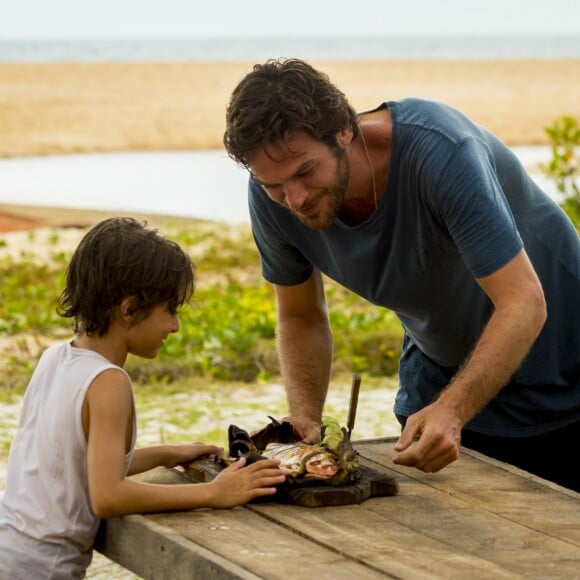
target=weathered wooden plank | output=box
[95,515,260,580]
[437,448,580,542]
[353,440,580,577]
[361,470,580,578]
[149,508,391,580]
[249,501,518,580]
[355,439,580,543]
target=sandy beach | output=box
[1,60,579,159]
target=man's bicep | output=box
[475,249,544,309]
[274,269,327,320]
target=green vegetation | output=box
[542,115,580,230]
[0,222,403,394]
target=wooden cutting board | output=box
[277,466,399,507]
[184,460,398,507]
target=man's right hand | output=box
[281,416,321,443]
[393,400,462,473]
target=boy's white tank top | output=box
[0,340,135,572]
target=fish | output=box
[228,416,361,486]
[260,442,340,480]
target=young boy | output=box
[0,217,285,578]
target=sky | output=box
[1,0,579,38]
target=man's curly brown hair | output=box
[224,58,358,168]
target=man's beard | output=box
[294,146,350,230]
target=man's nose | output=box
[283,180,309,210]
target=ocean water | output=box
[0,150,251,224]
[0,147,559,224]
[0,35,579,61]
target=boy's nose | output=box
[171,314,180,333]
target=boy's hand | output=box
[209,458,287,508]
[163,443,224,469]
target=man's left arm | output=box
[393,249,546,472]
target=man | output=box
[223,58,580,491]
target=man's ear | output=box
[336,126,354,146]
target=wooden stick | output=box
[347,373,361,437]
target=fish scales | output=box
[261,442,340,479]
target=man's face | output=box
[248,130,351,230]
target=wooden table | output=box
[95,437,580,579]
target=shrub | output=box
[542,115,580,230]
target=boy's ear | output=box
[118,297,137,325]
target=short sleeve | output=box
[427,138,523,278]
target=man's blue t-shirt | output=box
[248,98,580,437]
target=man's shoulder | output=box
[389,98,489,153]
[390,97,458,115]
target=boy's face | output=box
[126,304,180,359]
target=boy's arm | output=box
[84,370,285,517]
[127,443,223,476]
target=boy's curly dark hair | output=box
[223,58,358,168]
[58,217,195,336]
